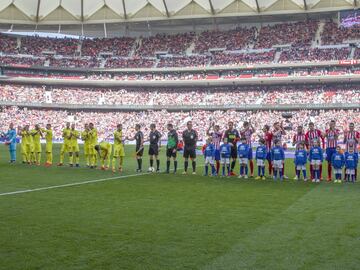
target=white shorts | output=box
[239,158,248,165]
[346,169,355,175]
[310,160,322,166]
[273,160,283,169]
[296,165,306,170]
[333,168,342,174]
[221,157,230,164]
[256,159,265,167]
[205,156,214,165]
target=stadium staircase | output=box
[273,50,282,63]
[76,42,82,57]
[16,36,21,50]
[314,21,325,46]
[153,58,160,68]
[130,38,141,57]
[44,59,50,67]
[99,58,107,68]
[349,47,356,59]
[186,41,195,54]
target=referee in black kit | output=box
[182,121,198,175]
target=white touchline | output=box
[0,172,150,197]
[0,164,204,197]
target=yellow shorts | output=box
[113,144,125,157]
[45,143,53,153]
[84,143,89,155]
[88,144,96,155]
[21,143,27,154]
[101,145,112,159]
[69,144,80,153]
[26,144,34,153]
[61,143,71,153]
[33,143,42,153]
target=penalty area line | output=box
[0,172,151,197]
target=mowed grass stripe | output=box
[0,173,311,270]
[203,183,360,270]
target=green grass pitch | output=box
[1,144,360,270]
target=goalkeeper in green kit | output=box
[166,123,179,174]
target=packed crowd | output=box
[81,37,135,57]
[322,20,360,45]
[0,56,45,67]
[0,48,353,69]
[157,55,211,68]
[48,57,101,68]
[104,57,156,68]
[2,20,360,70]
[19,36,78,56]
[1,106,359,143]
[255,21,318,49]
[211,51,276,66]
[0,34,18,54]
[194,27,256,53]
[1,84,359,106]
[278,47,351,63]
[4,64,356,81]
[137,33,195,57]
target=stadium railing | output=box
[1,101,359,111]
[1,74,360,87]
[0,59,354,73]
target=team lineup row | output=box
[1,120,359,182]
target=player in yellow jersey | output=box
[88,123,98,168]
[112,124,125,173]
[58,122,71,166]
[24,125,35,164]
[81,124,90,167]
[18,126,29,163]
[95,141,112,170]
[69,123,80,167]
[30,124,43,165]
[41,124,53,166]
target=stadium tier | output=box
[1,106,359,143]
[0,84,359,107]
[1,20,360,69]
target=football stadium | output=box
[1,0,360,269]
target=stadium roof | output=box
[0,0,357,25]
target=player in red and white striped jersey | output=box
[240,121,255,176]
[343,123,360,152]
[292,126,307,150]
[324,120,341,181]
[343,122,359,179]
[305,122,325,150]
[305,122,324,180]
[207,122,223,174]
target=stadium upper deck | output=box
[1,19,360,71]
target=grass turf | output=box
[0,144,360,270]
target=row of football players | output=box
[2,119,359,181]
[203,136,358,183]
[2,121,199,174]
[202,120,359,182]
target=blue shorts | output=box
[248,149,253,159]
[214,149,220,161]
[326,148,336,162]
